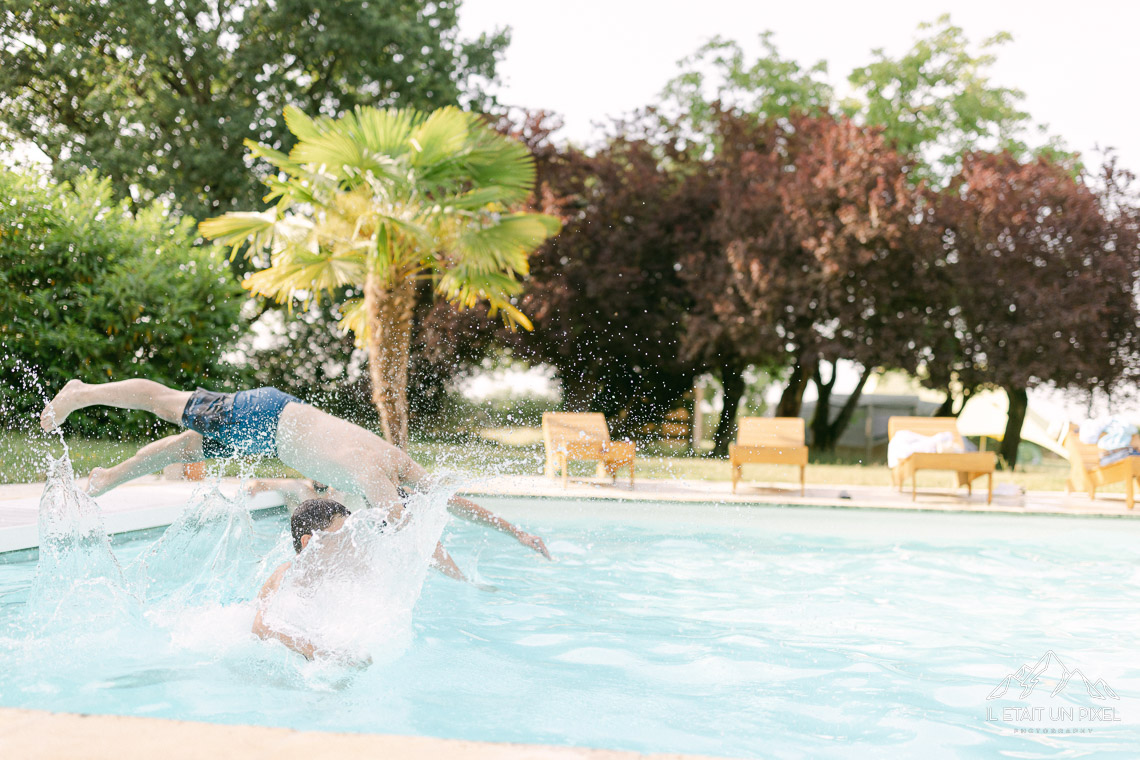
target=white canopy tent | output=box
[956,390,1071,459]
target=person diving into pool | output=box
[39,379,552,579]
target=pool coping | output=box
[2,473,1137,553]
[0,708,727,760]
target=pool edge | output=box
[0,707,732,760]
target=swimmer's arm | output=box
[447,495,552,560]
[432,543,468,582]
[398,458,551,560]
[252,562,320,660]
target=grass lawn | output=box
[0,428,1087,494]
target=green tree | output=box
[0,169,247,437]
[660,33,833,147]
[0,0,508,221]
[846,15,1037,177]
[201,105,559,448]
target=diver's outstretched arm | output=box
[88,430,205,496]
[446,495,552,560]
[396,456,551,560]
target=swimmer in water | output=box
[253,497,354,661]
[40,379,551,582]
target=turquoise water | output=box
[2,492,1140,759]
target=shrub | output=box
[0,169,248,438]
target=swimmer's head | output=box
[292,498,350,553]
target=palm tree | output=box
[200,105,559,448]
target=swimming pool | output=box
[2,490,1139,759]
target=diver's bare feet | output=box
[40,379,85,432]
[87,467,111,497]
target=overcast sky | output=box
[459,0,1140,172]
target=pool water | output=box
[2,493,1140,759]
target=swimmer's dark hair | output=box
[291,498,350,553]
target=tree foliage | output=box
[201,104,559,447]
[0,169,247,436]
[509,115,706,438]
[846,15,1036,177]
[929,152,1140,466]
[0,0,508,221]
[660,33,833,149]
[691,110,932,451]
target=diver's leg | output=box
[42,378,193,430]
[88,431,205,496]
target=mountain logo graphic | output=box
[988,651,1120,701]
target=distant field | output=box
[0,428,1088,494]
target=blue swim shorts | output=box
[180,387,302,458]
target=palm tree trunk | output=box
[365,272,416,449]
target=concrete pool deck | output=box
[0,708,723,760]
[0,472,1135,552]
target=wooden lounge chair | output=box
[888,417,996,504]
[1064,423,1140,509]
[542,412,635,488]
[729,417,808,495]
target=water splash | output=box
[261,486,452,665]
[128,483,265,606]
[25,453,131,625]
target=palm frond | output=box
[487,297,534,331]
[352,106,421,156]
[245,139,301,176]
[243,246,367,305]
[337,297,369,345]
[435,268,533,330]
[408,107,472,167]
[283,105,327,142]
[455,213,561,274]
[439,186,515,212]
[460,130,538,202]
[198,211,279,259]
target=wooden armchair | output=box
[542,412,635,488]
[729,417,809,495]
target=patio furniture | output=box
[1064,423,1139,510]
[730,417,808,495]
[888,417,995,504]
[542,412,635,488]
